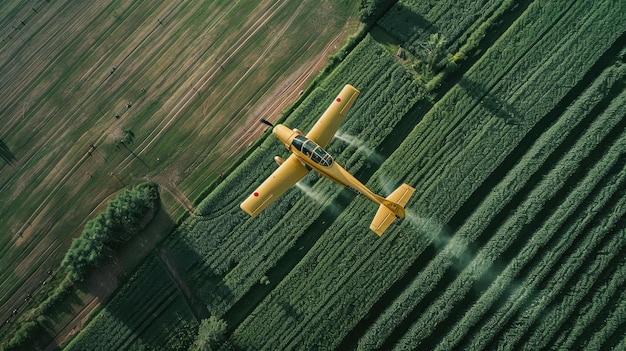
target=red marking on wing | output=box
[336,97,341,102]
[253,192,259,197]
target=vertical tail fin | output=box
[370,184,415,236]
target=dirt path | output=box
[161,183,194,213]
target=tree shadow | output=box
[0,139,17,166]
[381,2,437,50]
[43,288,85,323]
[32,287,85,351]
[458,76,521,125]
[156,245,211,321]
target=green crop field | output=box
[4,0,626,349]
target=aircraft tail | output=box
[370,183,415,236]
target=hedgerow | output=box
[61,182,159,281]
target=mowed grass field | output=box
[0,0,360,346]
[61,0,626,350]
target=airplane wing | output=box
[306,84,360,148]
[240,154,309,217]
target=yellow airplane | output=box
[240,84,415,236]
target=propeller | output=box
[260,118,274,127]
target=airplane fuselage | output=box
[272,124,387,207]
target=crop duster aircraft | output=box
[240,84,415,236]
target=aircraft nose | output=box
[272,124,294,145]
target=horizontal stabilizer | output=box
[370,184,415,236]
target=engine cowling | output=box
[274,156,284,165]
[292,128,304,135]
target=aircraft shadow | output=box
[458,76,521,125]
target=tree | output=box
[359,0,398,26]
[2,320,40,351]
[417,33,448,72]
[115,129,149,168]
[115,128,135,152]
[191,317,228,351]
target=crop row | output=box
[585,287,626,350]
[395,0,617,222]
[553,244,626,349]
[437,83,626,351]
[355,59,626,350]
[498,105,626,351]
[489,191,626,351]
[519,224,626,350]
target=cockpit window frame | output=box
[292,135,333,167]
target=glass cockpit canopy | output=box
[292,135,333,167]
